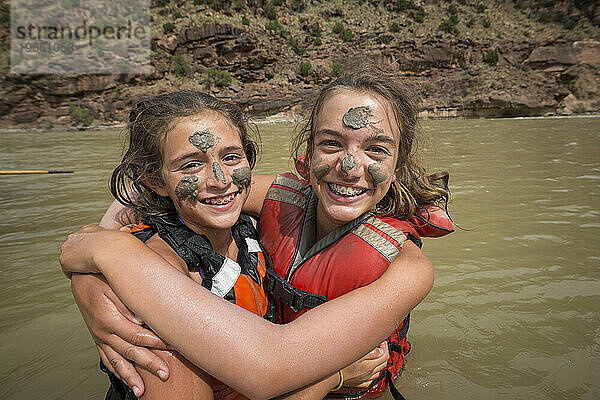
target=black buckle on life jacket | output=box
[264,268,327,312]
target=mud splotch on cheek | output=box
[212,162,227,184]
[310,158,331,184]
[340,153,358,176]
[232,167,252,191]
[342,106,373,130]
[189,130,215,153]
[367,163,390,189]
[175,175,199,198]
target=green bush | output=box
[313,36,322,46]
[476,2,486,13]
[299,61,312,77]
[265,19,284,33]
[466,16,475,28]
[264,2,277,20]
[310,22,322,37]
[163,22,176,33]
[520,64,530,72]
[155,0,169,7]
[395,0,414,11]
[202,69,233,87]
[448,4,458,15]
[563,17,577,30]
[390,22,401,32]
[422,82,434,97]
[378,34,392,44]
[339,29,353,41]
[173,11,182,19]
[484,49,498,66]
[233,1,246,11]
[409,6,425,23]
[439,20,459,35]
[272,0,283,6]
[482,16,491,28]
[332,21,345,34]
[68,103,93,126]
[331,61,344,76]
[242,16,250,25]
[288,36,305,55]
[172,54,190,78]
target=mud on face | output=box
[232,167,251,191]
[189,130,215,153]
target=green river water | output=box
[0,116,598,399]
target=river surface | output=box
[0,116,598,399]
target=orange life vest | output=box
[129,213,270,400]
[259,173,453,399]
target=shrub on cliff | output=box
[331,61,344,77]
[288,36,305,55]
[484,50,499,66]
[299,61,312,77]
[390,22,401,33]
[172,54,190,78]
[68,103,93,126]
[264,2,277,20]
[378,34,392,44]
[204,69,233,87]
[163,22,176,34]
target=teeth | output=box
[328,183,367,197]
[203,193,235,205]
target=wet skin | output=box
[309,90,400,236]
[146,111,251,235]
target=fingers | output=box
[98,345,144,397]
[104,331,170,380]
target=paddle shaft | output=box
[0,170,74,174]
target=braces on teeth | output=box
[204,193,235,205]
[328,183,367,196]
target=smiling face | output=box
[149,111,251,234]
[309,90,400,235]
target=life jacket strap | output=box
[263,268,327,312]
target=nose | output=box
[338,152,365,180]
[207,161,230,189]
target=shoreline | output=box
[1,112,598,134]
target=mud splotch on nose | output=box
[212,162,227,184]
[340,153,358,176]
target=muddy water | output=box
[0,116,598,399]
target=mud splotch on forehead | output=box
[232,167,251,191]
[367,163,389,189]
[212,162,227,184]
[189,130,215,153]
[311,157,331,184]
[175,175,199,198]
[340,153,358,176]
[342,106,373,130]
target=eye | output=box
[367,145,392,156]
[223,153,244,164]
[181,161,202,170]
[319,139,343,149]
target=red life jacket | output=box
[259,173,453,399]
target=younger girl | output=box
[91,91,387,399]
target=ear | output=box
[142,175,169,197]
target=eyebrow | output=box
[315,129,396,146]
[169,145,245,168]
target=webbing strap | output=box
[263,268,327,312]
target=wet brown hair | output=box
[111,90,259,220]
[292,64,450,218]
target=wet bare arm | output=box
[60,228,433,400]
